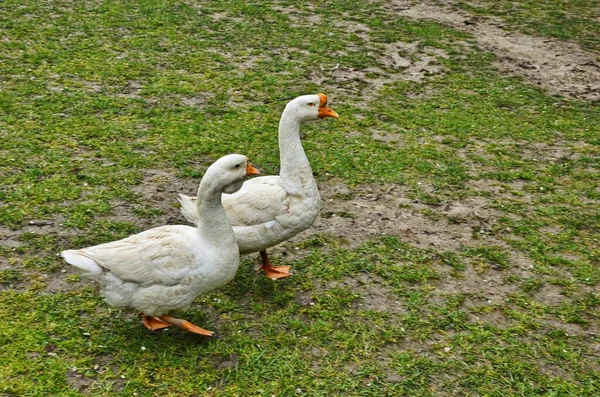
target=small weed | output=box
[463,246,511,271]
[521,278,544,293]
[0,269,22,283]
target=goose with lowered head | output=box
[61,154,260,335]
[178,94,339,279]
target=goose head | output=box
[203,154,260,195]
[284,93,339,124]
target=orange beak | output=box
[317,93,340,119]
[245,162,260,176]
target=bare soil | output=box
[387,0,600,101]
[288,0,600,110]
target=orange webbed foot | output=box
[160,315,215,336]
[260,264,291,280]
[141,315,171,331]
[258,250,292,280]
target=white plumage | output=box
[177,94,339,279]
[61,154,260,335]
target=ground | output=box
[1,0,599,396]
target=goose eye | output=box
[234,163,241,169]
[308,102,316,107]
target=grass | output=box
[1,0,599,396]
[456,0,600,52]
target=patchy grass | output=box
[456,0,600,52]
[1,0,599,396]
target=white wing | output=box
[222,176,289,226]
[179,176,289,227]
[73,225,197,287]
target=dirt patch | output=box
[517,141,585,162]
[41,269,88,294]
[272,5,322,25]
[544,318,599,339]
[333,15,372,41]
[180,95,211,107]
[209,353,240,370]
[379,43,449,84]
[0,220,69,255]
[64,355,122,395]
[66,369,95,395]
[311,44,449,105]
[537,363,575,382]
[207,11,244,23]
[387,0,600,101]
[129,168,198,228]
[311,181,509,253]
[534,284,567,307]
[469,308,518,329]
[431,262,524,313]
[328,273,406,314]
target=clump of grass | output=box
[463,246,511,271]
[0,269,22,283]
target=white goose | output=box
[61,154,260,335]
[178,94,339,279]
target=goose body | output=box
[178,94,339,279]
[61,154,259,335]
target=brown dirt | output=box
[328,273,406,314]
[266,177,597,331]
[276,0,600,104]
[306,181,533,309]
[65,354,126,394]
[66,369,94,395]
[309,43,450,107]
[386,0,600,101]
[129,168,196,227]
[311,181,509,252]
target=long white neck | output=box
[278,108,314,189]
[195,176,234,245]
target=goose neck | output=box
[278,111,311,180]
[195,179,234,243]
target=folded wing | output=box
[68,226,196,287]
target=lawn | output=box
[1,0,599,396]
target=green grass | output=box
[456,0,600,52]
[1,0,599,396]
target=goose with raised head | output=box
[61,154,260,335]
[178,94,339,279]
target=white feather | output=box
[61,250,103,276]
[61,154,248,318]
[178,94,336,257]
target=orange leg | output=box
[258,250,291,280]
[160,315,215,336]
[141,314,171,331]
